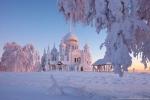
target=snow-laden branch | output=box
[58,0,150,76]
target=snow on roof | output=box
[93,59,111,66]
[60,42,66,48]
[51,45,58,54]
[63,32,78,42]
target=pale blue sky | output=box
[0,0,106,62]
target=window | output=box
[74,58,76,62]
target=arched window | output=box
[74,58,76,62]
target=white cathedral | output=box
[41,33,92,71]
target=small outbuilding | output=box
[92,59,112,72]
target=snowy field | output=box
[0,72,150,100]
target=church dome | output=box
[68,34,78,41]
[63,33,78,42]
[84,44,89,49]
[60,42,66,48]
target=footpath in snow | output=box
[0,72,150,100]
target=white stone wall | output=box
[44,33,92,71]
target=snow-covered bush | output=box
[58,0,150,76]
[0,42,40,72]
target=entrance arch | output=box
[80,66,83,71]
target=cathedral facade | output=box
[41,33,92,71]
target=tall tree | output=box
[0,42,40,72]
[58,0,150,76]
[41,49,47,71]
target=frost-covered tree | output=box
[41,49,47,71]
[58,0,150,76]
[0,42,40,72]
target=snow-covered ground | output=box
[0,72,150,100]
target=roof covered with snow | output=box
[93,59,111,66]
[63,32,78,42]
